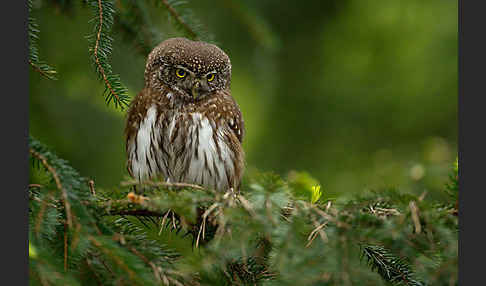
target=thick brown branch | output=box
[29,148,73,229]
[109,209,165,217]
[160,0,199,40]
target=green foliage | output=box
[287,171,322,203]
[361,244,424,286]
[87,0,130,109]
[445,157,458,201]
[28,1,457,285]
[29,136,458,285]
[29,0,57,80]
[114,0,164,56]
[154,0,214,43]
[29,136,183,285]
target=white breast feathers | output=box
[128,106,235,191]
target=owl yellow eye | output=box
[176,68,186,78]
[207,73,215,82]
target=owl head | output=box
[145,38,231,100]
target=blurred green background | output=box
[29,0,457,200]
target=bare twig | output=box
[237,194,256,217]
[121,179,205,191]
[409,201,421,234]
[369,204,401,218]
[306,220,328,248]
[158,210,172,235]
[110,209,165,217]
[171,211,177,229]
[88,180,96,196]
[196,203,219,247]
[29,184,43,189]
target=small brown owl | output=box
[125,38,245,192]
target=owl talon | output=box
[223,187,238,200]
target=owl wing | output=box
[219,91,245,143]
[124,87,172,179]
[229,108,244,143]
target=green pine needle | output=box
[29,0,57,80]
[88,0,130,110]
[361,244,425,286]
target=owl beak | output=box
[191,81,201,99]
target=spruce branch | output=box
[28,0,57,80]
[114,0,164,56]
[360,244,425,286]
[88,0,130,109]
[153,0,213,42]
[34,190,56,237]
[160,0,199,40]
[29,148,73,229]
[88,236,139,282]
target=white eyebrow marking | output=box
[175,65,195,76]
[205,70,217,77]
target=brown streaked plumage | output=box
[125,38,245,191]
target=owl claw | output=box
[223,187,238,201]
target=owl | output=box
[125,38,245,192]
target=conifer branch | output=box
[94,0,119,102]
[160,0,199,40]
[88,236,139,281]
[114,0,163,56]
[360,244,425,286]
[153,0,213,42]
[29,148,73,229]
[64,223,68,271]
[28,0,57,80]
[29,60,57,80]
[34,190,54,237]
[88,0,130,109]
[112,234,163,283]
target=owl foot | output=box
[223,187,238,203]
